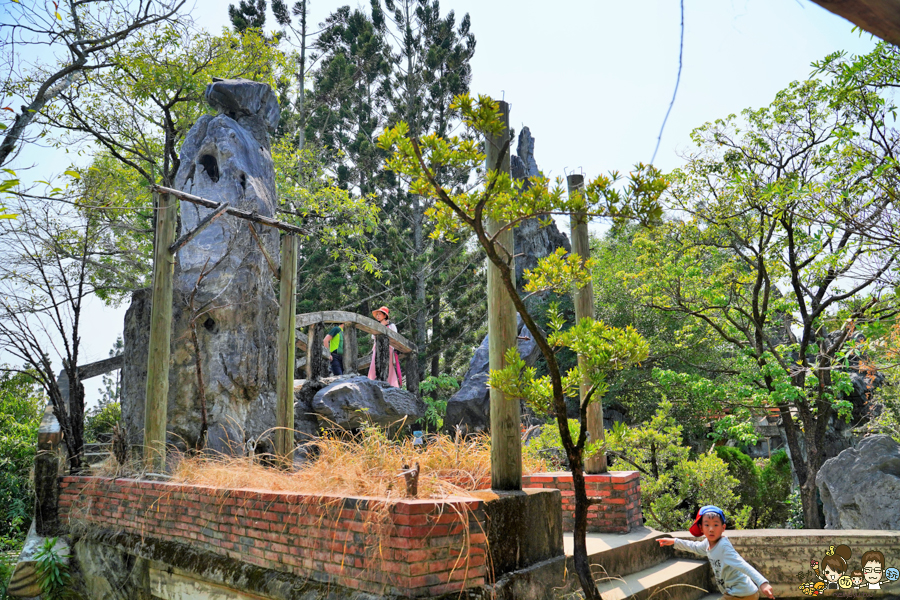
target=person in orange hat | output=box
[368,306,402,387]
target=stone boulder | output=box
[817,435,900,529]
[311,375,425,430]
[122,79,283,454]
[445,316,541,433]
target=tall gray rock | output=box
[817,435,900,530]
[445,127,570,433]
[122,79,283,453]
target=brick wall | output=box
[522,471,642,533]
[59,477,487,598]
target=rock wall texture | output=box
[122,79,283,453]
[817,434,900,530]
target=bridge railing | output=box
[295,310,419,395]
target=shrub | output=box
[84,401,121,443]
[715,446,760,527]
[523,419,581,470]
[607,401,740,531]
[756,449,793,527]
[0,371,43,552]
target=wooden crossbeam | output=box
[169,202,230,253]
[151,184,310,236]
[294,311,416,354]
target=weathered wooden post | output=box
[306,321,326,380]
[343,324,358,375]
[275,234,297,463]
[486,100,521,491]
[144,192,177,471]
[374,334,390,381]
[568,174,607,473]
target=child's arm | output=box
[657,537,707,555]
[722,542,773,599]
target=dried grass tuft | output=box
[167,426,549,499]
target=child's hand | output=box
[761,582,775,599]
[657,538,675,546]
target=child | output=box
[658,505,774,600]
[810,544,851,590]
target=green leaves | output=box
[34,537,72,600]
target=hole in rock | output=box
[239,173,247,191]
[203,317,217,333]
[199,154,220,183]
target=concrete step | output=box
[564,527,675,580]
[697,595,722,600]
[593,558,711,600]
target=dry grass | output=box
[165,426,550,499]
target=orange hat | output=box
[373,306,390,319]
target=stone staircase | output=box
[565,528,716,600]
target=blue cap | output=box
[689,505,726,536]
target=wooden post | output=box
[343,325,358,375]
[404,352,420,396]
[275,235,297,463]
[486,100,521,491]
[306,322,326,380]
[568,174,607,473]
[144,192,177,471]
[374,334,390,381]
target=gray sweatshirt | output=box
[674,536,768,597]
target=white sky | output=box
[5,0,880,407]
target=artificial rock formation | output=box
[817,435,900,530]
[445,127,571,433]
[310,375,426,430]
[122,79,282,453]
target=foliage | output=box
[379,92,665,600]
[0,370,44,552]
[625,46,900,526]
[757,449,793,528]
[715,446,760,526]
[418,374,458,429]
[34,538,72,600]
[84,402,121,444]
[607,401,740,531]
[523,419,580,471]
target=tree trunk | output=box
[571,461,601,600]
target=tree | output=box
[379,94,666,600]
[0,187,124,471]
[0,0,184,167]
[628,56,900,527]
[590,225,739,441]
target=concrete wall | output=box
[674,529,900,598]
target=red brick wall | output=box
[59,477,487,597]
[522,471,642,533]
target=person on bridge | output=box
[368,306,402,387]
[324,323,345,376]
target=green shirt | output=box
[327,326,343,354]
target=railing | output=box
[295,310,419,395]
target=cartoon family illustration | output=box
[798,544,899,596]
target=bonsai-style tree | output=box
[379,94,666,599]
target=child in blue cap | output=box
[657,505,774,600]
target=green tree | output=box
[0,0,183,168]
[379,93,665,600]
[628,50,900,527]
[0,370,44,552]
[591,225,738,440]
[607,402,741,531]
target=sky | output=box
[5,0,881,406]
